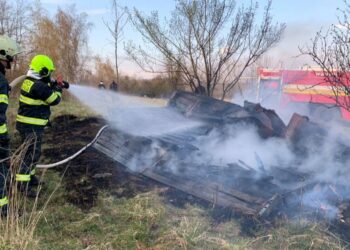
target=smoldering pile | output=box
[92,91,350,225]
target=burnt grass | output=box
[40,115,206,209]
[35,115,261,233]
[40,115,158,210]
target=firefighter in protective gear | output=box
[0,35,20,213]
[16,55,63,194]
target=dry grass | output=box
[0,138,63,250]
[129,96,168,107]
[153,204,247,250]
[245,221,348,250]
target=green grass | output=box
[34,185,165,249]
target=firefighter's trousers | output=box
[0,137,9,206]
[17,130,43,185]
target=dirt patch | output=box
[40,115,242,217]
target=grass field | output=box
[0,91,348,249]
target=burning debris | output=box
[90,91,350,225]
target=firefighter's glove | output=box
[57,74,69,89]
[52,79,69,89]
[52,74,70,89]
[59,80,69,89]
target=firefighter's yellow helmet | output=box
[29,55,55,77]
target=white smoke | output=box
[194,124,294,170]
[70,84,350,220]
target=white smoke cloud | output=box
[194,124,294,170]
[70,84,350,220]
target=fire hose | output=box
[9,74,26,88]
[0,125,109,167]
[37,125,109,169]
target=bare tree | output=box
[126,0,285,99]
[12,0,28,45]
[0,0,14,36]
[164,57,185,91]
[0,0,29,75]
[30,6,91,82]
[94,56,117,82]
[302,0,350,112]
[0,0,28,43]
[104,0,128,83]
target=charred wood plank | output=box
[141,168,259,215]
[219,187,267,205]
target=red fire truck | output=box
[257,68,350,122]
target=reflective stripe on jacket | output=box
[0,72,9,137]
[0,196,8,206]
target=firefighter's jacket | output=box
[0,64,9,139]
[16,70,62,131]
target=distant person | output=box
[0,35,20,214]
[98,80,105,89]
[16,55,68,197]
[110,80,118,92]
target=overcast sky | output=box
[35,0,346,77]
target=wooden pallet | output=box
[94,127,283,217]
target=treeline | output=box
[2,1,87,81]
[80,56,180,97]
[2,0,284,99]
[2,0,176,97]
